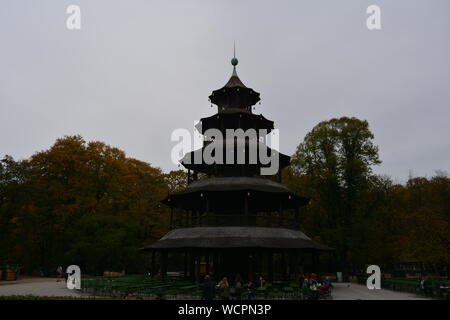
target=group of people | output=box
[300,273,333,300]
[420,275,449,297]
[202,274,267,300]
[201,273,332,300]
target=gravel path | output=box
[331,282,429,300]
[0,277,83,297]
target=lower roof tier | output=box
[144,226,332,250]
[162,176,309,212]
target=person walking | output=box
[202,275,216,300]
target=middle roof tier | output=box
[197,111,274,134]
[180,139,291,176]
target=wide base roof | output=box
[143,226,332,251]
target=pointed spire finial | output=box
[231,41,238,76]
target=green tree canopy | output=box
[290,117,383,271]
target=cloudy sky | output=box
[1,0,449,182]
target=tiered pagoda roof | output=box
[148,51,330,254]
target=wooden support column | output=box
[257,250,263,277]
[298,251,304,276]
[183,251,188,279]
[254,250,260,277]
[205,252,210,275]
[279,201,283,227]
[205,196,210,228]
[161,251,168,280]
[170,207,174,229]
[213,251,219,280]
[193,209,197,227]
[293,251,300,278]
[195,253,200,284]
[198,209,202,226]
[290,251,297,279]
[248,252,254,282]
[287,250,292,281]
[189,252,195,281]
[312,251,319,274]
[268,251,274,282]
[205,196,210,213]
[281,250,287,281]
[244,194,249,225]
[151,250,156,277]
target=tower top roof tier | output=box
[209,55,261,110]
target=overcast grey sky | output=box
[1,0,449,182]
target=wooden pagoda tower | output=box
[144,52,330,282]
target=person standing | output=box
[421,275,433,296]
[202,275,216,300]
[247,280,255,300]
[308,277,320,300]
[56,265,63,282]
[258,275,266,288]
[233,274,242,300]
[216,277,230,300]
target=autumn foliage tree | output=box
[0,136,171,274]
[387,176,450,268]
[289,117,450,274]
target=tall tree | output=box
[390,175,450,269]
[0,136,170,273]
[290,117,381,272]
